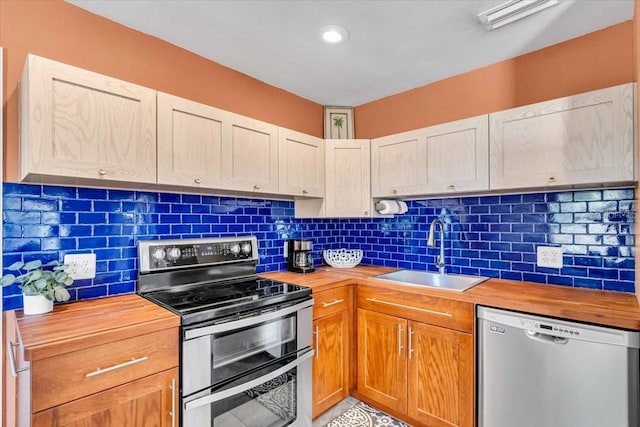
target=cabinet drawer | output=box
[313,286,350,319]
[357,285,473,333]
[31,327,178,412]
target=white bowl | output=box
[323,249,363,268]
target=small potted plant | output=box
[0,260,74,315]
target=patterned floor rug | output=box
[324,402,411,427]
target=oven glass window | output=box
[185,356,299,427]
[213,312,297,381]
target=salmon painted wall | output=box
[0,0,323,182]
[355,22,635,139]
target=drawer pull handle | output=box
[322,298,344,308]
[253,184,261,190]
[85,356,149,378]
[365,297,453,318]
[398,324,404,356]
[408,327,414,360]
[170,378,177,427]
[7,341,28,378]
[194,178,201,184]
[98,169,107,176]
[313,326,319,359]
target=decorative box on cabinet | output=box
[278,128,325,197]
[371,115,489,197]
[19,54,157,185]
[489,83,636,190]
[312,286,352,419]
[295,139,372,218]
[4,295,180,427]
[356,285,474,427]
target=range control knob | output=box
[166,247,182,261]
[230,243,241,256]
[241,242,252,255]
[151,248,166,261]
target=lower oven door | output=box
[183,349,313,427]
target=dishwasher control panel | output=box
[519,318,580,336]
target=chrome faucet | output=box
[427,219,446,274]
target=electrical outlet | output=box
[536,246,563,269]
[64,253,97,280]
[283,241,288,258]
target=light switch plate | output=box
[536,246,563,269]
[64,253,97,280]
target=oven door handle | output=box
[184,298,314,340]
[183,349,314,412]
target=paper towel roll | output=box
[375,200,405,215]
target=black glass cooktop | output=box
[142,277,311,326]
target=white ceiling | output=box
[67,0,634,106]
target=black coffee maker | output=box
[286,239,315,273]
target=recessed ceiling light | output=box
[320,25,349,44]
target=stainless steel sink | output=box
[373,270,488,292]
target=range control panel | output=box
[138,236,258,272]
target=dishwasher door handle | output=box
[525,329,568,345]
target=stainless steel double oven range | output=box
[137,236,314,427]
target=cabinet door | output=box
[407,321,473,427]
[223,112,279,193]
[325,139,371,217]
[312,310,349,418]
[490,83,635,190]
[357,309,407,413]
[371,129,427,197]
[32,368,178,427]
[157,92,228,188]
[423,115,489,194]
[20,54,157,184]
[278,128,325,197]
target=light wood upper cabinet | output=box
[490,83,636,190]
[157,92,228,188]
[20,54,157,185]
[371,115,489,197]
[223,112,279,193]
[325,139,372,217]
[371,129,426,197]
[278,128,325,197]
[423,115,489,194]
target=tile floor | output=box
[312,397,360,426]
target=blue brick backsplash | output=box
[2,183,635,310]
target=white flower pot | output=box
[22,294,53,315]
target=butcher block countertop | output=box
[261,265,640,330]
[8,293,179,361]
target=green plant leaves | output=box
[53,287,71,302]
[0,274,16,287]
[1,258,74,301]
[7,261,24,271]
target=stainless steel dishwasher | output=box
[478,306,640,427]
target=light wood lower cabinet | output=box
[312,286,352,418]
[31,368,178,427]
[357,286,474,427]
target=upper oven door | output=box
[183,298,313,397]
